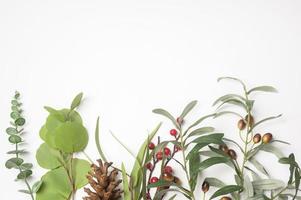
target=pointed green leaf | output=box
[180,100,197,119]
[210,185,242,199]
[70,92,83,110]
[248,86,278,94]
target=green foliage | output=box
[36,93,91,200]
[5,91,41,200]
[209,77,301,200]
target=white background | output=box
[1,1,301,199]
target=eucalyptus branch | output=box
[5,91,42,200]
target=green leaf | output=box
[242,175,254,198]
[213,94,246,106]
[17,170,32,179]
[191,133,224,144]
[20,163,33,170]
[252,179,285,190]
[15,117,26,126]
[248,86,278,94]
[36,167,72,200]
[11,99,19,105]
[10,112,20,119]
[130,123,161,199]
[261,144,285,159]
[6,127,18,135]
[249,158,269,176]
[186,114,216,131]
[216,98,247,111]
[198,157,229,172]
[36,143,62,169]
[189,152,200,191]
[214,111,244,120]
[204,177,226,188]
[70,92,83,110]
[53,122,88,153]
[18,189,31,194]
[153,108,179,129]
[5,158,24,169]
[95,117,107,162]
[72,158,91,189]
[179,100,197,119]
[217,76,247,90]
[7,149,26,154]
[250,114,282,131]
[187,127,215,138]
[8,135,22,144]
[210,185,242,199]
[32,180,43,193]
[121,163,131,200]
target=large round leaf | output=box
[71,158,91,189]
[42,109,83,148]
[54,122,88,153]
[36,167,71,200]
[39,125,47,141]
[36,143,62,169]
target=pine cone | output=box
[83,159,122,200]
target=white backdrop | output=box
[1,1,301,199]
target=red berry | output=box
[146,162,153,170]
[163,166,173,174]
[156,151,163,160]
[150,176,159,183]
[148,142,155,150]
[170,129,178,137]
[146,192,151,200]
[164,147,171,156]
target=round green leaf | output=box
[11,100,19,105]
[36,143,62,169]
[72,158,91,189]
[15,91,20,98]
[11,106,19,112]
[6,127,17,135]
[39,125,47,141]
[10,112,20,119]
[17,170,32,179]
[15,118,25,126]
[9,135,22,144]
[5,158,24,169]
[54,122,88,153]
[36,167,72,200]
[20,163,33,170]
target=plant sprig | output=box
[5,91,42,200]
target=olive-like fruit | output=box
[237,119,246,130]
[253,133,262,144]
[219,144,229,153]
[228,149,237,160]
[262,133,273,144]
[220,197,232,200]
[162,173,174,182]
[202,181,210,193]
[245,114,254,127]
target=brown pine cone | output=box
[83,159,122,200]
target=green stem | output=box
[15,125,34,200]
[179,129,195,200]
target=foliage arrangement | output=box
[4,78,301,200]
[5,91,42,200]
